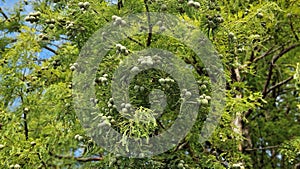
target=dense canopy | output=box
[0,0,300,168]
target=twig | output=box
[49,151,103,162]
[49,42,60,49]
[37,152,47,168]
[244,145,280,151]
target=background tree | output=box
[0,0,299,168]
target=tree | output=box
[0,0,299,168]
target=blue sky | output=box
[1,0,33,21]
[1,1,85,159]
[1,0,56,109]
[1,0,58,59]
[1,0,99,159]
[0,0,32,12]
[0,0,18,9]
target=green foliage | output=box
[0,0,299,168]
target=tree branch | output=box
[124,33,144,47]
[49,42,61,49]
[20,68,29,140]
[44,46,58,55]
[117,0,124,10]
[265,76,294,95]
[144,0,152,47]
[23,112,29,140]
[0,7,9,20]
[244,145,280,151]
[262,43,300,98]
[49,151,103,162]
[289,17,299,41]
[272,43,300,64]
[252,45,277,63]
[37,152,47,168]
[249,41,293,66]
[233,56,243,152]
[246,44,299,118]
